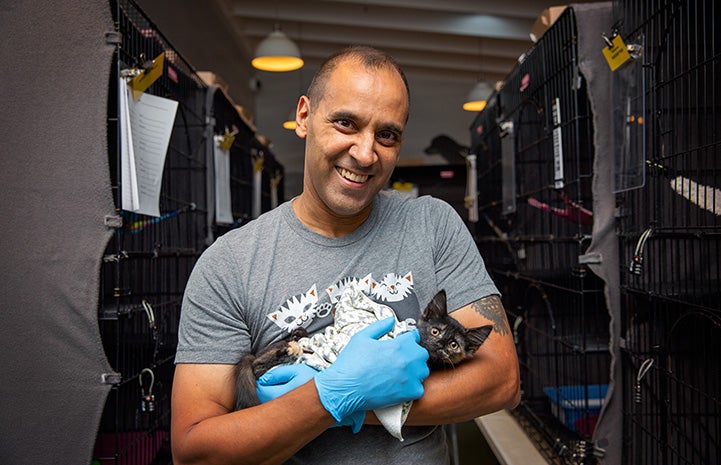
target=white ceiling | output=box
[135,0,598,197]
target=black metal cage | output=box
[96,1,283,463]
[471,7,611,464]
[96,2,208,462]
[613,1,721,464]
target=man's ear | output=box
[295,96,310,139]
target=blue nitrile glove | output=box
[313,317,430,422]
[257,363,366,433]
[257,364,318,404]
[331,410,366,434]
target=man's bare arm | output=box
[171,363,335,465]
[470,294,511,335]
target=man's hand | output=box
[313,317,430,422]
[257,364,318,403]
[256,362,365,433]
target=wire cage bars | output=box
[96,1,284,463]
[207,88,285,237]
[613,1,721,464]
[96,1,209,463]
[469,93,513,267]
[471,7,611,464]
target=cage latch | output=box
[499,120,513,138]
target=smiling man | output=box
[171,46,519,465]
[292,49,409,236]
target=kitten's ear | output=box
[423,290,448,319]
[466,325,493,352]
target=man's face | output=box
[295,61,409,219]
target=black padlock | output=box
[139,368,155,413]
[141,393,156,412]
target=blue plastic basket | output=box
[542,384,608,434]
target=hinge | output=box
[105,31,122,45]
[104,214,123,228]
[101,372,122,385]
[578,252,602,265]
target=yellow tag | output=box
[129,53,165,100]
[602,35,632,71]
[219,129,236,151]
[254,157,264,172]
[392,181,414,191]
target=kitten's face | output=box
[417,290,493,369]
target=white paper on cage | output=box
[213,136,234,224]
[119,77,178,217]
[119,77,139,212]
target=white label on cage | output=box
[552,97,564,189]
[213,136,234,225]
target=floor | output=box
[448,421,500,465]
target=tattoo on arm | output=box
[471,295,510,335]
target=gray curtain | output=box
[573,4,622,465]
[0,1,117,464]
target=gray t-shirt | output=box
[176,190,499,464]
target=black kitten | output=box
[417,290,493,370]
[234,327,308,410]
[234,290,493,409]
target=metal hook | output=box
[629,227,653,275]
[634,358,653,404]
[601,32,614,48]
[637,358,653,381]
[513,316,523,344]
[141,299,156,329]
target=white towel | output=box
[298,282,416,441]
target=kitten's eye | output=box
[430,328,440,336]
[449,341,459,350]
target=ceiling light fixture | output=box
[464,37,493,112]
[282,58,304,130]
[252,25,304,72]
[463,80,493,112]
[282,109,297,130]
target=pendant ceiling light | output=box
[283,65,304,130]
[252,25,304,72]
[462,80,493,112]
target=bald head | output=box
[306,45,410,114]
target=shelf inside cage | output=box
[542,384,607,435]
